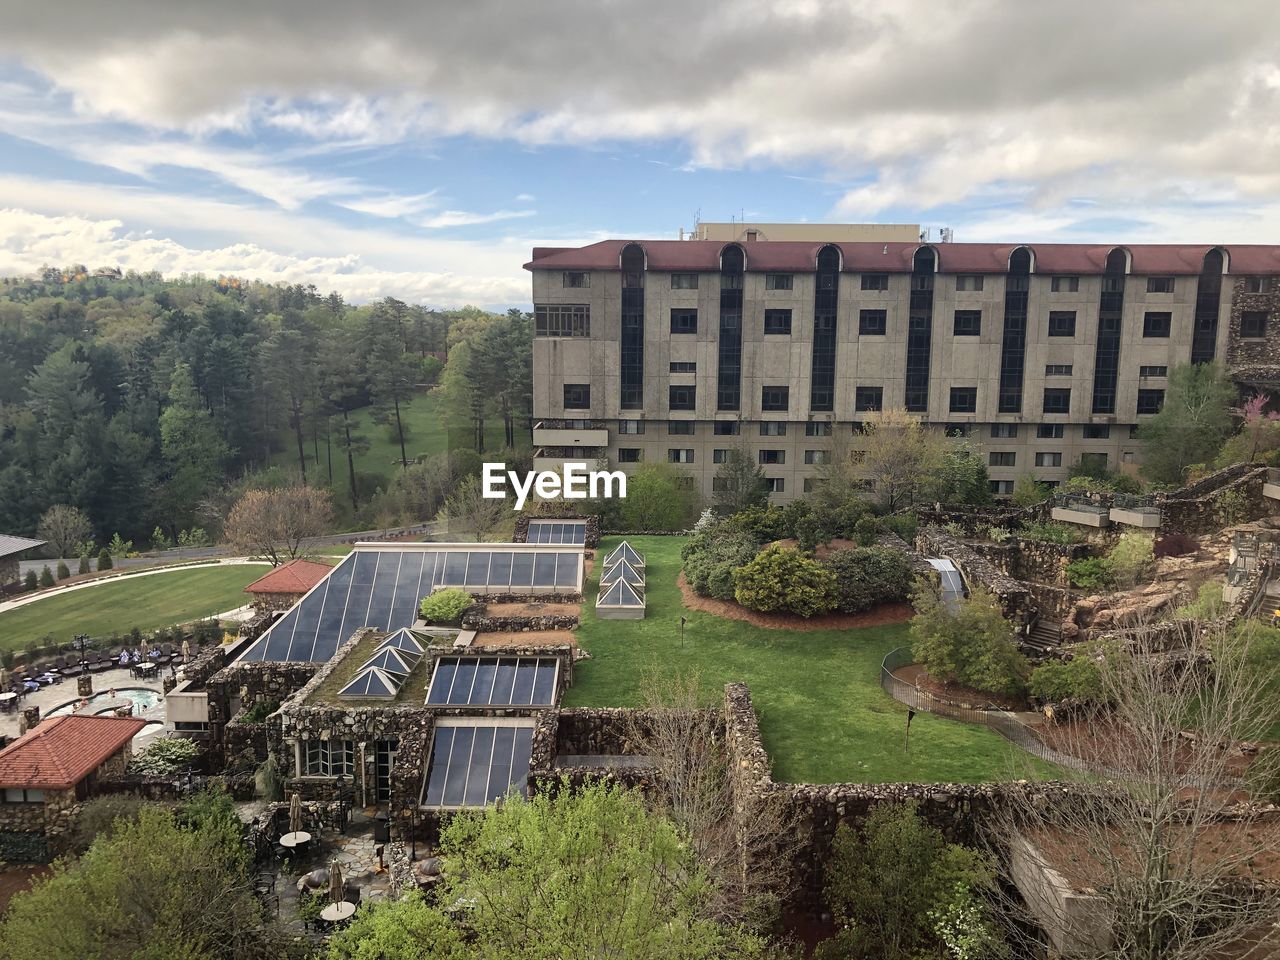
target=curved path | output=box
[0,559,271,616]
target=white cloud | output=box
[416,208,537,229]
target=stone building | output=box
[525,233,1280,501]
[0,534,46,590]
[242,558,333,613]
[0,715,147,861]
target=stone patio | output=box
[0,665,167,747]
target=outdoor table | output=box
[136,662,158,677]
[280,830,312,849]
[0,693,16,704]
[320,901,356,923]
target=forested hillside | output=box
[0,267,532,547]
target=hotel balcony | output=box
[532,448,606,474]
[1108,495,1161,529]
[531,419,610,448]
[1050,495,1112,528]
[1264,468,1280,502]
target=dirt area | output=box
[1036,717,1259,781]
[471,629,577,648]
[0,865,51,915]
[677,572,912,632]
[481,601,581,617]
[891,662,1028,711]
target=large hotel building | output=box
[526,224,1280,501]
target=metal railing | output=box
[1051,493,1110,516]
[1111,493,1159,514]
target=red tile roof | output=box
[243,558,333,595]
[0,715,148,789]
[525,240,1280,276]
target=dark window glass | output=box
[906,248,936,411]
[1043,388,1071,414]
[617,420,644,435]
[1147,277,1175,293]
[670,309,698,334]
[1048,311,1077,336]
[1191,251,1223,363]
[1083,424,1111,439]
[563,384,590,409]
[759,422,787,436]
[669,361,696,373]
[713,421,740,436]
[1037,424,1064,439]
[766,478,785,493]
[810,246,839,412]
[619,244,645,409]
[759,450,785,465]
[991,423,1018,438]
[953,310,981,336]
[667,421,695,435]
[717,246,744,410]
[989,452,1016,467]
[761,386,790,411]
[949,387,977,413]
[617,448,641,463]
[669,385,696,411]
[562,271,589,288]
[861,273,889,291]
[1143,312,1172,337]
[765,274,793,290]
[1137,389,1165,415]
[1139,365,1168,377]
[1045,364,1073,376]
[671,273,698,289]
[534,304,590,337]
[763,309,792,334]
[1091,249,1126,414]
[998,248,1031,413]
[805,421,833,436]
[855,386,883,412]
[859,309,887,335]
[1241,311,1268,338]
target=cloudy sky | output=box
[1,0,1278,307]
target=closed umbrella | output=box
[140,637,149,658]
[0,668,6,690]
[329,859,344,907]
[289,792,303,835]
[181,640,191,664]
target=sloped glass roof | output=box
[597,579,644,607]
[600,558,644,587]
[422,721,534,809]
[378,628,426,656]
[338,666,400,699]
[425,656,559,707]
[361,647,419,677]
[601,541,644,568]
[526,520,587,545]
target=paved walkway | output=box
[0,559,271,615]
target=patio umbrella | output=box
[289,792,303,835]
[0,668,6,690]
[181,640,191,663]
[329,859,345,906]
[140,637,149,657]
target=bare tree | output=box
[222,486,333,565]
[37,504,93,558]
[436,476,507,541]
[990,622,1280,960]
[853,408,945,512]
[626,672,797,932]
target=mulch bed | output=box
[677,572,913,632]
[472,629,578,648]
[1036,717,1258,781]
[0,866,51,915]
[891,662,1028,711]
[481,601,581,617]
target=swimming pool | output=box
[47,687,163,718]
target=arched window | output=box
[720,243,745,274]
[1191,248,1226,364]
[811,246,841,412]
[716,245,745,410]
[619,243,646,409]
[620,242,645,289]
[1009,246,1034,275]
[998,247,1031,413]
[1105,247,1131,275]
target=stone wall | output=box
[1226,279,1280,371]
[0,787,76,862]
[1158,465,1276,535]
[468,591,583,605]
[915,503,1045,536]
[250,592,303,613]
[915,527,1036,625]
[461,606,579,632]
[968,538,1093,587]
[0,555,19,588]
[513,514,601,548]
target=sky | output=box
[0,0,1278,309]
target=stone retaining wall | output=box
[916,528,1035,625]
[968,538,1093,588]
[468,591,582,605]
[514,514,601,548]
[461,607,579,632]
[1158,466,1275,535]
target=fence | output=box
[878,647,1122,776]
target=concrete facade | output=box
[527,235,1280,502]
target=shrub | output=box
[97,548,113,571]
[419,588,473,625]
[77,554,91,575]
[56,560,70,580]
[239,699,280,724]
[881,512,918,543]
[681,526,759,601]
[910,583,1029,697]
[1107,531,1155,588]
[1216,489,1249,526]
[985,525,1012,543]
[1019,521,1082,545]
[1174,580,1226,620]
[69,795,150,853]
[1011,472,1049,507]
[733,545,838,618]
[1066,556,1112,591]
[38,565,54,588]
[1154,531,1197,558]
[821,547,913,614]
[128,737,201,776]
[942,521,965,538]
[730,504,791,544]
[853,514,882,547]
[793,512,825,552]
[23,570,37,591]
[1028,641,1115,705]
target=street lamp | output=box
[71,633,91,671]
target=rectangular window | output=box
[713,421,740,436]
[759,421,787,437]
[1047,311,1076,337]
[669,385,696,411]
[1037,424,1065,439]
[766,478,785,493]
[1139,365,1168,378]
[670,309,698,334]
[759,449,785,465]
[1083,424,1111,440]
[671,273,699,289]
[859,309,887,335]
[1035,452,1063,467]
[991,423,1018,438]
[804,449,829,465]
[1142,312,1172,337]
[1045,364,1073,377]
[855,386,883,412]
[953,310,981,336]
[805,421,832,437]
[945,424,972,437]
[765,274,794,290]
[761,386,790,411]
[1043,388,1071,414]
[803,478,815,493]
[563,384,591,409]
[955,275,984,291]
[1146,277,1175,293]
[669,361,696,373]
[668,448,695,464]
[617,420,645,435]
[534,304,590,337]
[562,271,589,288]
[861,273,889,291]
[1241,311,1269,338]
[763,309,792,335]
[617,448,641,463]
[1,788,45,803]
[305,740,355,777]
[712,449,730,464]
[1137,389,1165,415]
[1051,276,1080,292]
[990,480,1014,495]
[1245,277,1277,294]
[1080,452,1109,470]
[949,387,977,413]
[667,421,695,435]
[989,452,1016,467]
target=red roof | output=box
[0,715,148,789]
[525,240,1280,276]
[243,558,333,595]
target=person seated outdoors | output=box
[130,649,141,663]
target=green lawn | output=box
[0,565,269,651]
[566,536,1052,785]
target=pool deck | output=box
[1,665,167,747]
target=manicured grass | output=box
[0,565,268,651]
[566,536,1053,785]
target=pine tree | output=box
[38,565,55,588]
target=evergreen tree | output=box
[1138,362,1236,485]
[712,447,770,516]
[38,565,54,588]
[157,362,230,529]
